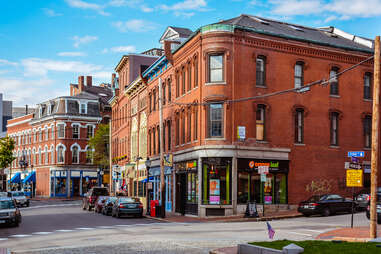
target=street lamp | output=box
[145,157,151,215]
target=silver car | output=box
[8,191,30,207]
[0,197,21,227]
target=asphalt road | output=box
[0,202,372,254]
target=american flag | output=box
[266,222,275,239]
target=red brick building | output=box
[141,15,377,217]
[7,76,112,197]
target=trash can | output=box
[155,205,162,218]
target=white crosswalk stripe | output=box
[55,229,74,232]
[9,234,32,238]
[32,232,53,235]
[0,238,8,241]
[76,227,94,230]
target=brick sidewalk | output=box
[146,209,302,223]
[316,226,381,242]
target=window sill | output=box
[364,147,371,151]
[329,145,340,149]
[256,85,267,88]
[205,137,226,141]
[294,143,305,146]
[329,95,340,98]
[363,99,372,102]
[205,82,226,86]
[256,140,268,144]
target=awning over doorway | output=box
[22,171,36,184]
[141,176,154,183]
[10,172,21,183]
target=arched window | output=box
[38,148,42,165]
[44,146,48,164]
[86,146,93,164]
[57,145,65,163]
[139,113,147,159]
[51,146,55,164]
[72,146,79,164]
[131,117,138,160]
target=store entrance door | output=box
[72,178,80,196]
[175,173,186,215]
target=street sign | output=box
[347,151,364,158]
[351,157,359,163]
[237,126,246,140]
[345,162,362,170]
[346,169,363,187]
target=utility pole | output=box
[370,36,380,239]
[109,120,113,195]
[158,77,165,218]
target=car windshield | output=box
[0,200,15,209]
[12,192,25,197]
[306,195,327,202]
[92,189,109,196]
[119,197,139,203]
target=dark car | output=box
[102,197,118,216]
[82,187,109,211]
[94,196,109,213]
[365,189,381,223]
[0,197,22,227]
[298,194,355,217]
[112,197,143,218]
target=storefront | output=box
[237,159,289,205]
[8,172,22,191]
[175,160,198,215]
[22,171,36,197]
[50,169,99,197]
[149,166,173,212]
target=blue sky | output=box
[1,0,381,106]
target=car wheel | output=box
[117,212,121,218]
[26,202,29,207]
[322,208,330,217]
[302,213,311,217]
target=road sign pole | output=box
[351,187,354,228]
[370,36,380,239]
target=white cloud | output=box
[58,52,87,57]
[112,19,156,32]
[0,59,18,66]
[72,35,98,48]
[43,8,63,17]
[326,0,381,18]
[101,48,109,54]
[21,58,103,77]
[92,71,112,79]
[174,11,195,18]
[110,45,136,53]
[65,0,109,16]
[141,5,154,12]
[270,0,323,15]
[160,0,207,11]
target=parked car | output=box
[366,188,381,224]
[94,196,109,213]
[112,197,143,218]
[102,197,118,216]
[298,194,355,217]
[0,192,8,197]
[355,192,370,211]
[82,187,109,211]
[0,197,21,227]
[8,191,29,207]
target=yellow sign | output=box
[346,169,363,187]
[164,154,173,167]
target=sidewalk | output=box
[146,209,302,223]
[316,225,381,242]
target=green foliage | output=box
[0,136,15,169]
[89,124,109,169]
[250,240,381,254]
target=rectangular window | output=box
[194,60,198,88]
[73,125,79,139]
[181,114,185,144]
[294,62,303,88]
[163,124,166,152]
[176,74,180,98]
[187,111,191,143]
[194,109,198,141]
[149,94,152,112]
[187,64,192,91]
[209,54,224,83]
[153,128,156,154]
[256,105,266,141]
[208,103,223,138]
[148,131,151,156]
[364,73,372,99]
[45,129,49,140]
[162,84,166,105]
[330,112,339,146]
[256,56,266,86]
[157,127,160,154]
[80,103,86,114]
[330,68,339,95]
[294,109,304,143]
[182,68,186,95]
[167,120,171,151]
[168,79,172,102]
[364,115,372,148]
[175,117,179,146]
[87,125,94,138]
[153,90,156,111]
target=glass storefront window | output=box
[202,158,232,205]
[55,178,66,195]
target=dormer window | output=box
[39,107,43,118]
[80,103,87,114]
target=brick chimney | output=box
[164,40,180,65]
[78,76,85,93]
[86,76,92,87]
[111,73,116,88]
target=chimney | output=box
[164,40,179,65]
[86,76,92,87]
[25,105,28,115]
[111,73,116,88]
[78,76,85,93]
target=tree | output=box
[0,136,15,169]
[89,124,109,169]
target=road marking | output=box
[55,229,74,232]
[286,231,313,237]
[76,227,94,230]
[32,232,52,235]
[303,229,325,233]
[0,238,8,241]
[22,203,80,210]
[96,226,115,229]
[9,234,32,238]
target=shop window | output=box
[256,104,266,141]
[208,103,223,138]
[202,158,232,205]
[330,67,339,95]
[330,112,339,146]
[73,125,79,139]
[208,54,224,83]
[256,55,266,87]
[294,109,304,144]
[364,115,372,148]
[294,62,304,88]
[55,177,67,195]
[364,72,372,99]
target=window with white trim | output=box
[57,124,65,138]
[87,125,94,138]
[72,146,79,163]
[208,103,223,138]
[57,146,65,163]
[73,125,79,139]
[80,103,87,114]
[208,54,224,83]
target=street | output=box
[0,201,372,253]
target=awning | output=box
[141,176,154,183]
[22,171,36,184]
[10,172,21,184]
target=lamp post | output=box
[18,153,28,192]
[145,158,151,215]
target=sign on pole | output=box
[345,162,362,170]
[347,151,365,158]
[258,166,269,175]
[346,169,363,187]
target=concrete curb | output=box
[330,237,371,242]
